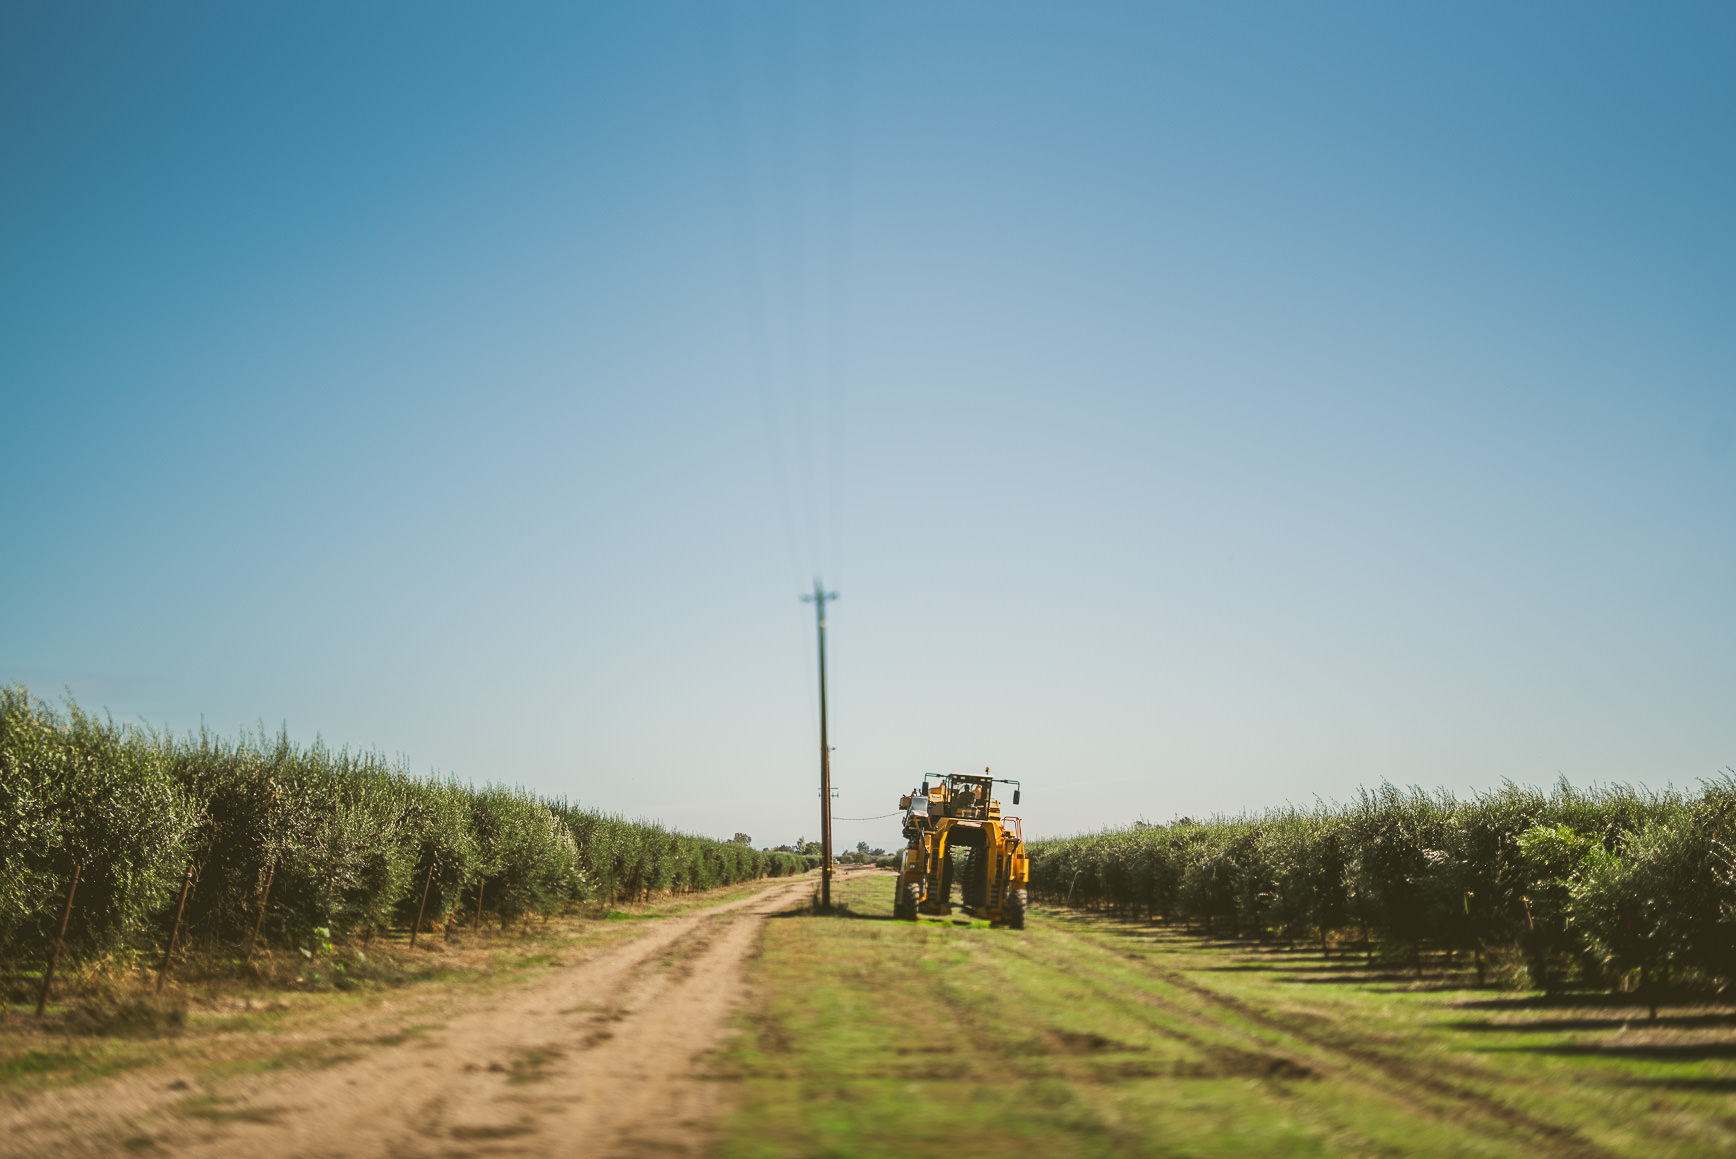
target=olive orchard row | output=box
[1029,777,1736,991]
[0,686,810,973]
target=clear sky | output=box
[3,2,1732,848]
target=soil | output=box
[1,877,817,1159]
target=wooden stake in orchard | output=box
[157,862,196,994]
[35,863,81,1018]
[245,860,276,964]
[411,862,437,949]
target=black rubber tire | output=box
[960,850,986,908]
[894,879,920,921]
[1004,888,1027,930]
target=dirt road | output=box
[3,876,817,1159]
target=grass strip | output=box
[716,874,1736,1158]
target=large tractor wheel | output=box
[1004,888,1027,930]
[893,878,919,921]
[960,849,986,908]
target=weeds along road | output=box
[3,875,820,1159]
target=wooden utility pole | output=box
[801,580,838,909]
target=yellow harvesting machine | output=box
[893,770,1028,928]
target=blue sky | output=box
[3,2,1732,846]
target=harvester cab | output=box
[893,768,1028,928]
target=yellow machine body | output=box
[893,772,1028,928]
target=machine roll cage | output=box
[916,773,1020,811]
[910,772,1021,823]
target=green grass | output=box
[715,874,1736,1158]
[2,1050,84,1078]
[0,1042,156,1091]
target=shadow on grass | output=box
[767,904,896,923]
[1199,961,1381,974]
[1279,971,1433,985]
[1456,990,1717,1012]
[1494,1041,1736,1061]
[1446,1012,1736,1034]
[1618,1076,1736,1093]
[1039,905,1736,1028]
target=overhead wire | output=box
[762,14,822,576]
[706,3,853,590]
[821,0,855,591]
[696,5,806,600]
[699,3,857,809]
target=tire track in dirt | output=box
[2,878,814,1159]
[1021,913,1615,1159]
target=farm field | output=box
[7,6,1729,1158]
[5,869,1736,1157]
[717,872,1736,1159]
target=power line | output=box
[699,6,854,589]
[821,0,855,588]
[699,13,859,882]
[696,9,805,596]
